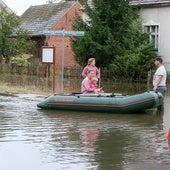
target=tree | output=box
[0,7,34,62]
[46,0,55,3]
[110,19,156,80]
[71,0,156,80]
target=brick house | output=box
[20,1,83,68]
[131,0,170,71]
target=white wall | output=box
[139,6,170,71]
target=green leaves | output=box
[0,7,34,63]
[71,0,156,81]
[11,54,32,67]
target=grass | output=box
[0,82,51,96]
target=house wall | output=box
[138,5,170,71]
[46,2,83,68]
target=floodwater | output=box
[0,90,170,170]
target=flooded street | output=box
[0,92,170,170]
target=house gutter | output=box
[130,0,170,7]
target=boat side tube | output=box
[37,91,163,113]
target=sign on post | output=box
[41,46,56,93]
[43,30,85,37]
[42,46,55,63]
[43,30,85,93]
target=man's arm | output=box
[153,75,163,91]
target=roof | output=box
[20,1,78,36]
[130,0,170,6]
[0,0,13,13]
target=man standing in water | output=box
[153,57,167,96]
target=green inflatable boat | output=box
[37,91,163,113]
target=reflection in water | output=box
[80,125,99,150]
[0,93,170,170]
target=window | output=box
[82,13,91,26]
[144,24,159,51]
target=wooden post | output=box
[53,47,56,93]
[42,46,55,93]
[41,63,45,91]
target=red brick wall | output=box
[46,2,83,68]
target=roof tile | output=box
[20,1,76,35]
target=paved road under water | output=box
[0,92,170,170]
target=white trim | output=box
[143,20,159,26]
[143,21,160,52]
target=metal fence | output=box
[0,63,169,93]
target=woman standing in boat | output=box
[82,58,100,79]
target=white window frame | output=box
[143,21,160,52]
[82,13,91,26]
